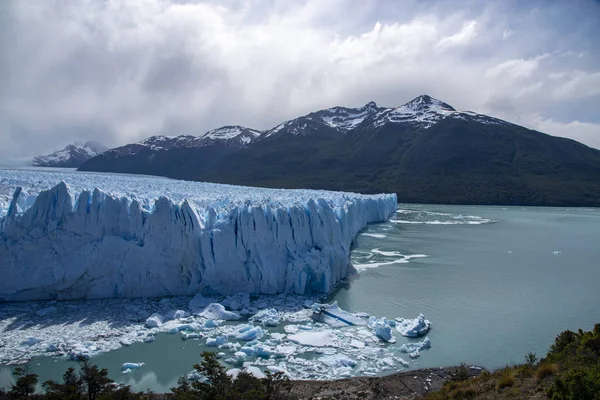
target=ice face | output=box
[0,169,397,301]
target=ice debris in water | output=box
[368,317,396,343]
[200,304,240,321]
[250,308,280,326]
[0,290,434,381]
[310,301,367,327]
[145,313,164,328]
[399,337,432,358]
[122,362,144,371]
[0,169,397,301]
[395,314,431,337]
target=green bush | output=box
[547,366,600,400]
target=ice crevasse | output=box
[0,170,397,301]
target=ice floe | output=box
[396,314,431,337]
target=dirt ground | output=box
[287,366,485,399]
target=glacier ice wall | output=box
[0,170,396,301]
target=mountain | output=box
[79,96,600,206]
[32,141,108,168]
[78,126,261,179]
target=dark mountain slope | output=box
[79,95,600,206]
[201,111,600,206]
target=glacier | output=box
[0,169,396,301]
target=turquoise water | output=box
[1,204,599,392]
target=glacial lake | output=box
[1,204,599,392]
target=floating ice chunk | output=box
[204,319,219,328]
[235,326,265,341]
[225,352,247,365]
[145,313,164,328]
[554,251,561,255]
[122,369,132,374]
[399,337,431,358]
[250,308,280,326]
[21,337,42,346]
[319,353,357,368]
[396,314,431,337]
[181,332,202,340]
[36,306,57,317]
[239,346,256,356]
[310,301,367,327]
[287,330,339,347]
[200,304,240,321]
[350,339,365,349]
[255,345,274,358]
[144,335,155,343]
[188,294,216,311]
[284,325,299,334]
[46,344,59,352]
[206,336,227,347]
[368,317,396,343]
[122,362,144,370]
[216,352,226,358]
[361,233,386,238]
[164,310,190,321]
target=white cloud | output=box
[436,20,478,50]
[553,71,600,100]
[0,0,599,158]
[485,55,548,79]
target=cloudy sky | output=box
[1,0,599,162]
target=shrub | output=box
[535,363,559,380]
[547,366,600,399]
[524,352,538,366]
[496,371,515,391]
[449,363,470,382]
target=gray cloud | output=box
[1,0,599,163]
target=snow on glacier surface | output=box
[0,169,396,301]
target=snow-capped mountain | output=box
[265,101,383,137]
[108,126,262,157]
[79,95,600,206]
[78,125,263,179]
[32,141,108,168]
[263,95,508,138]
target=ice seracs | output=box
[0,169,396,301]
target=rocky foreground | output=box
[287,366,485,399]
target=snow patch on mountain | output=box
[32,141,108,168]
[0,169,397,301]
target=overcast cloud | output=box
[1,0,599,162]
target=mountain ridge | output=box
[32,141,108,168]
[78,95,600,206]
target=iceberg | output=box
[0,169,396,301]
[250,308,280,326]
[399,337,432,358]
[395,314,431,337]
[145,313,164,328]
[310,301,367,327]
[368,317,396,343]
[199,304,240,321]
